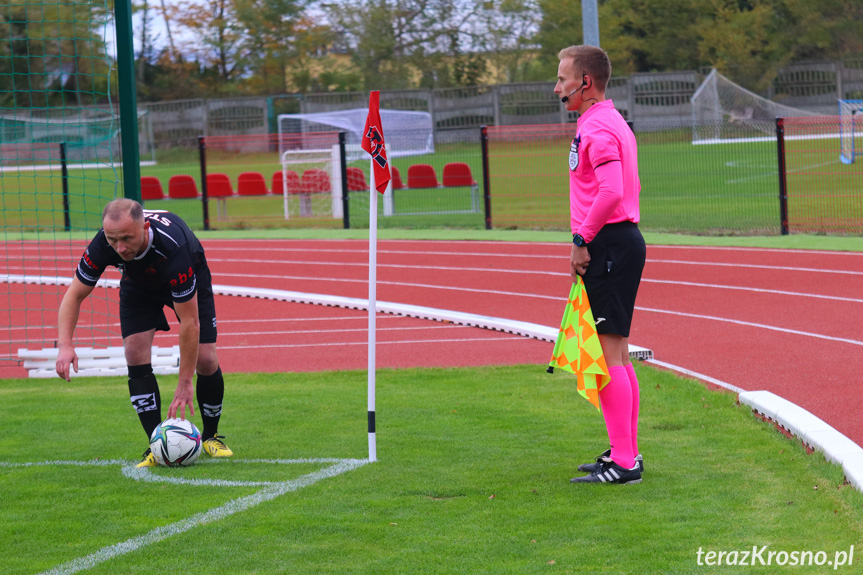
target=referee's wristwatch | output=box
[572,233,588,247]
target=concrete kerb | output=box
[738,390,863,490]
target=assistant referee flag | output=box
[547,278,610,411]
[361,90,391,194]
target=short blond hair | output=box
[558,45,612,92]
[102,198,143,223]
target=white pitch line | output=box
[637,306,863,347]
[36,458,368,575]
[0,459,127,468]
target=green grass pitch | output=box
[2,364,862,574]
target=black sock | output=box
[128,363,161,440]
[196,366,224,441]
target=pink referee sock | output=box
[598,365,636,469]
[625,362,640,458]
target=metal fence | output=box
[484,116,861,236]
[140,59,863,148]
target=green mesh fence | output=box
[1,0,124,368]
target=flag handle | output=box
[368,163,378,463]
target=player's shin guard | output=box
[196,366,224,441]
[598,365,636,470]
[128,364,161,440]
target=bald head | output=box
[102,199,148,261]
[102,198,144,224]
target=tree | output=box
[174,0,247,86]
[234,0,304,93]
[0,0,113,108]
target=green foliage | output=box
[536,0,863,86]
[0,0,113,108]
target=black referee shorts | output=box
[119,277,218,344]
[581,221,646,338]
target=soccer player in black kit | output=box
[56,198,233,467]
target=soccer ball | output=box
[149,418,202,467]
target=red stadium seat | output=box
[272,170,301,194]
[407,164,439,189]
[237,172,269,196]
[346,167,368,191]
[301,169,331,194]
[206,173,234,198]
[140,177,164,201]
[390,166,405,190]
[168,175,199,199]
[442,162,477,188]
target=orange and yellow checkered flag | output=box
[547,278,610,410]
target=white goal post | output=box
[279,144,396,220]
[839,99,863,164]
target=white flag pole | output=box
[367,162,378,463]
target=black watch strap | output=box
[572,233,588,247]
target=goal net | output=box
[691,69,818,144]
[279,145,343,220]
[0,109,155,168]
[839,99,863,164]
[1,0,127,375]
[277,108,434,162]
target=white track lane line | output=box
[638,306,863,347]
[218,336,527,351]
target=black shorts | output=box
[119,276,218,344]
[581,222,646,338]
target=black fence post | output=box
[775,118,789,236]
[480,126,492,230]
[198,136,210,231]
[339,132,350,229]
[60,142,70,231]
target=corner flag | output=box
[547,278,610,411]
[361,90,391,194]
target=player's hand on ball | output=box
[168,380,196,420]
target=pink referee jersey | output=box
[569,99,640,241]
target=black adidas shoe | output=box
[578,449,644,474]
[570,459,642,484]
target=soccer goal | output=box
[691,69,817,144]
[279,145,344,220]
[0,109,155,169]
[839,99,863,164]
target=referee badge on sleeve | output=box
[569,136,580,171]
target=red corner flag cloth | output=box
[361,90,391,194]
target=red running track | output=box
[3,239,863,447]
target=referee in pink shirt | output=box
[554,45,646,485]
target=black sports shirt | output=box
[75,210,207,303]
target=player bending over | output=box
[56,198,233,467]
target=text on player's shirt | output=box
[75,210,205,303]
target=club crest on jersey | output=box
[569,136,580,171]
